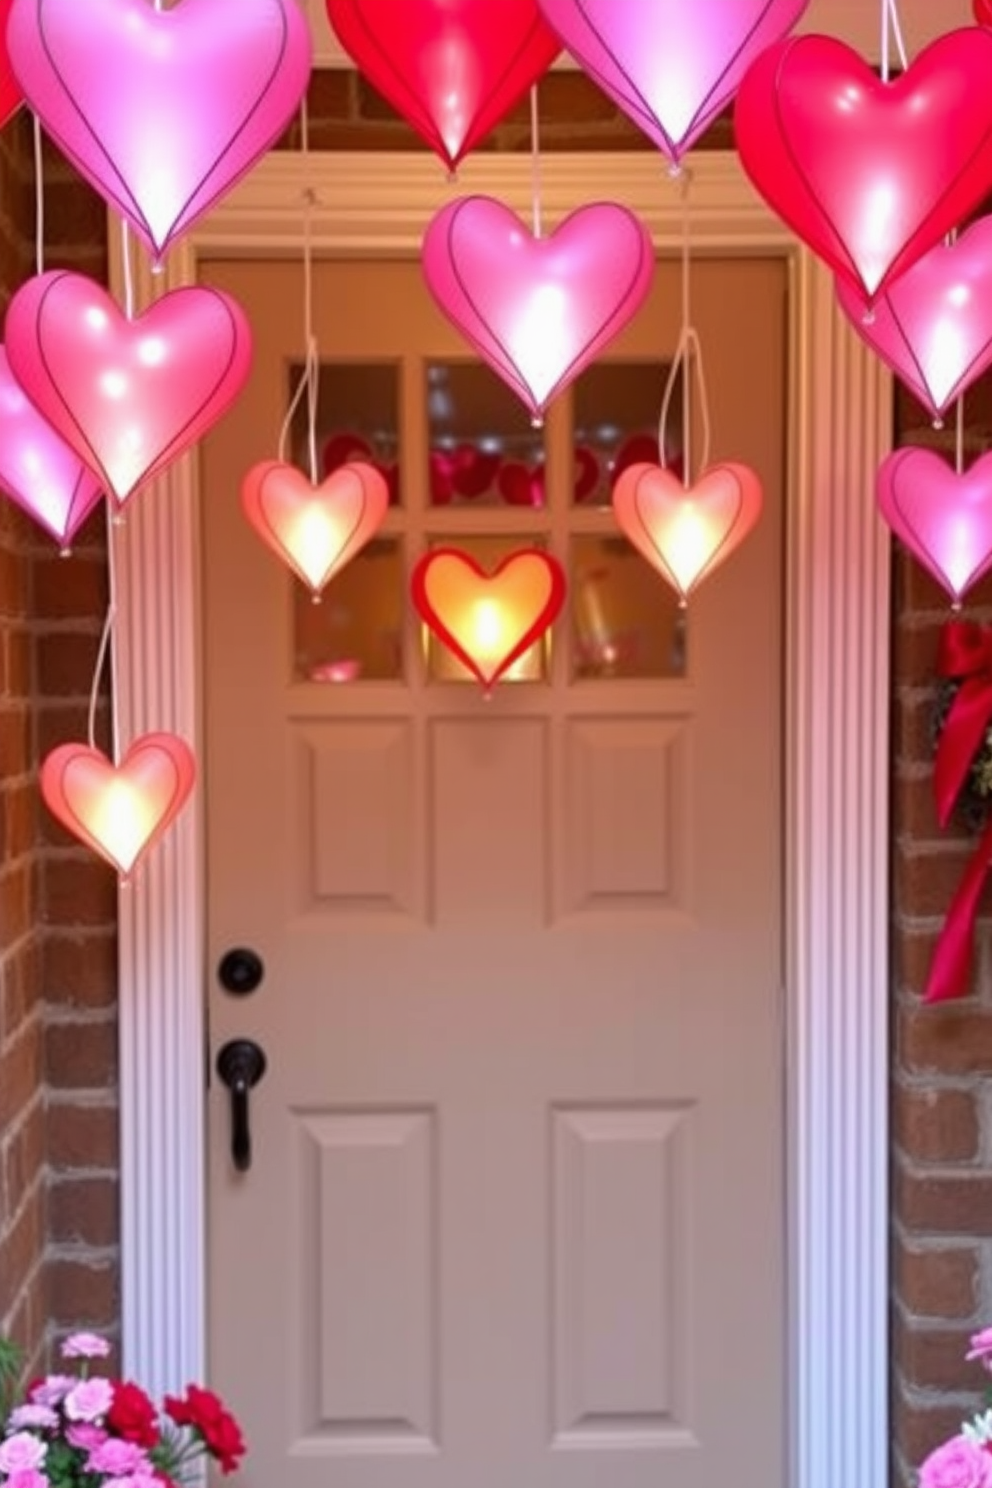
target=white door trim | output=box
[109,149,891,1488]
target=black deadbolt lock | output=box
[217,947,264,996]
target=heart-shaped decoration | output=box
[429,444,501,504]
[7,0,312,262]
[40,731,196,878]
[0,346,103,547]
[325,0,560,171]
[612,461,762,601]
[241,459,389,597]
[497,460,545,507]
[0,0,23,128]
[876,446,992,605]
[735,29,992,302]
[836,217,992,421]
[323,431,400,505]
[423,196,654,420]
[538,0,808,165]
[5,270,252,506]
[411,547,567,691]
[977,0,992,24]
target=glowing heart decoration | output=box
[836,217,992,422]
[5,271,252,506]
[735,29,992,303]
[240,460,389,598]
[411,547,567,692]
[612,462,763,602]
[0,0,23,128]
[423,197,654,420]
[537,0,808,165]
[876,447,992,606]
[40,732,196,879]
[0,347,103,547]
[7,0,312,262]
[325,0,560,172]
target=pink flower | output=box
[61,1333,111,1360]
[7,1404,59,1431]
[64,1377,113,1423]
[101,1477,161,1488]
[28,1375,75,1407]
[4,1471,49,1488]
[968,1329,992,1368]
[86,1440,150,1477]
[920,1436,992,1488]
[0,1433,48,1474]
[66,1423,108,1452]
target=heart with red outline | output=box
[40,732,196,879]
[612,461,763,602]
[876,446,992,606]
[735,29,992,302]
[325,0,560,171]
[241,459,389,597]
[323,431,399,504]
[411,546,566,691]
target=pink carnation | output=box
[0,1433,48,1474]
[920,1436,992,1488]
[8,1404,59,1431]
[66,1424,108,1452]
[4,1471,49,1488]
[61,1333,111,1360]
[968,1329,992,1369]
[86,1440,149,1477]
[28,1375,74,1407]
[64,1377,113,1423]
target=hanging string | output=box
[87,511,121,762]
[277,98,320,484]
[32,115,45,276]
[120,219,135,320]
[658,170,712,488]
[530,85,542,240]
[881,0,910,83]
[956,394,965,477]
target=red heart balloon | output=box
[573,445,600,502]
[0,0,23,128]
[323,431,399,505]
[429,444,501,503]
[497,460,545,507]
[325,0,560,171]
[410,546,566,691]
[977,0,992,25]
[735,29,992,302]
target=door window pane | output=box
[572,361,683,507]
[571,535,687,679]
[427,363,545,508]
[294,538,405,683]
[290,362,401,507]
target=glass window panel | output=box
[290,362,400,506]
[572,361,683,508]
[424,535,549,684]
[294,538,405,683]
[427,363,545,508]
[572,535,687,680]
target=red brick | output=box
[45,1018,117,1091]
[33,552,107,620]
[0,1024,40,1128]
[893,842,984,919]
[36,631,106,698]
[894,1161,992,1232]
[891,1395,975,1473]
[894,1240,979,1320]
[892,1314,977,1392]
[48,1258,117,1327]
[0,1185,43,1318]
[49,1177,119,1247]
[41,931,117,1009]
[899,1007,992,1074]
[893,1085,980,1163]
[893,618,951,687]
[47,1102,119,1167]
[43,856,116,927]
[893,691,944,771]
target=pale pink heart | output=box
[240,459,389,597]
[40,731,196,879]
[7,0,312,262]
[0,346,103,547]
[537,0,808,164]
[612,460,763,601]
[4,271,252,506]
[876,446,992,605]
[837,216,992,420]
[422,195,654,420]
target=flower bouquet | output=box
[0,1332,245,1488]
[919,1327,992,1486]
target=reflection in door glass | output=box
[572,361,683,508]
[427,363,545,508]
[289,362,400,506]
[294,539,405,683]
[423,535,549,683]
[572,535,686,679]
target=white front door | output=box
[201,250,786,1488]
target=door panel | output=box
[202,254,787,1488]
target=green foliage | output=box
[0,1336,24,1421]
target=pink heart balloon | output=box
[612,460,762,601]
[241,459,389,598]
[423,196,654,420]
[5,271,252,507]
[7,0,312,262]
[876,446,992,605]
[735,29,992,303]
[537,0,808,164]
[836,217,992,422]
[0,346,103,547]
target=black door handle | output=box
[216,1039,267,1172]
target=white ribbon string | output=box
[88,512,121,763]
[120,219,134,320]
[881,0,909,82]
[659,171,712,486]
[277,99,320,483]
[33,115,44,276]
[530,85,542,240]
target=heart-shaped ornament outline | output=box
[876,445,992,605]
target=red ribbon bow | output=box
[925,620,992,1002]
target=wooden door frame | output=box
[108,150,891,1488]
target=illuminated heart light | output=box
[876,447,992,606]
[423,196,654,420]
[40,732,196,879]
[735,29,992,302]
[836,217,992,421]
[4,270,252,506]
[537,0,808,165]
[325,0,560,171]
[612,461,763,602]
[241,460,389,598]
[8,0,312,262]
[411,547,567,691]
[0,346,103,548]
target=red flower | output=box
[108,1380,160,1448]
[166,1385,245,1474]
